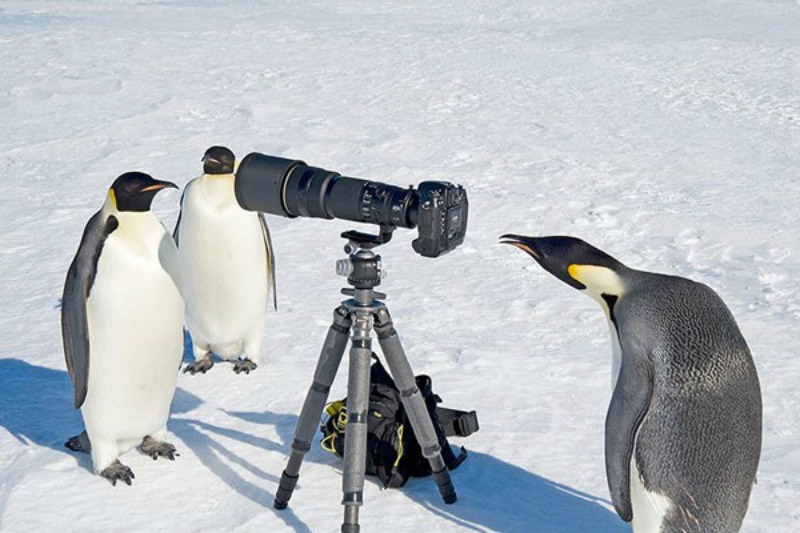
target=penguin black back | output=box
[616,276,761,531]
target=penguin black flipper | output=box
[605,351,653,521]
[61,211,119,409]
[258,212,278,311]
[172,187,187,247]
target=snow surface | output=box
[1,0,798,531]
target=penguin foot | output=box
[65,430,91,453]
[233,359,258,374]
[140,436,179,461]
[100,460,135,486]
[183,354,214,375]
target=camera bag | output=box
[320,355,479,488]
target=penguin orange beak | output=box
[500,234,587,290]
[140,180,178,192]
[500,234,540,259]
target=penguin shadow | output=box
[170,409,312,532]
[404,451,625,532]
[182,328,195,363]
[207,410,624,533]
[0,358,81,451]
[0,356,202,463]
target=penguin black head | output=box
[202,146,235,175]
[500,234,627,297]
[110,172,178,212]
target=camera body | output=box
[234,153,469,258]
[411,182,468,258]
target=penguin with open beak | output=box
[502,234,762,532]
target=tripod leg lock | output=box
[373,308,395,339]
[310,381,331,394]
[431,467,457,504]
[342,492,363,505]
[399,386,418,398]
[274,470,300,510]
[421,443,442,458]
[331,304,353,332]
[290,438,312,454]
[341,494,363,533]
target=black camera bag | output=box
[320,356,479,488]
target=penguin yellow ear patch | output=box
[568,264,624,294]
[108,188,117,208]
[567,264,583,282]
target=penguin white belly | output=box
[179,192,268,359]
[629,425,675,533]
[83,225,183,446]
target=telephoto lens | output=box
[234,153,418,228]
[234,152,469,258]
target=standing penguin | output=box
[174,146,276,374]
[501,234,762,532]
[62,172,183,485]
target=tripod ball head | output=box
[337,249,384,289]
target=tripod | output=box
[273,229,457,532]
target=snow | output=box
[1,0,798,531]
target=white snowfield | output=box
[1,1,797,531]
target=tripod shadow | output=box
[170,409,314,533]
[220,409,624,532]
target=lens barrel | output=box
[235,153,417,228]
[234,153,301,216]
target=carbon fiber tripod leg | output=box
[374,307,457,504]
[274,306,351,510]
[340,310,374,533]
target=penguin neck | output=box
[576,268,626,391]
[606,313,623,390]
[197,173,236,208]
[581,292,621,390]
[199,173,235,192]
[101,195,160,239]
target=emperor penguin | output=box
[501,234,762,533]
[61,172,184,485]
[174,146,277,374]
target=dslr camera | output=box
[234,153,468,257]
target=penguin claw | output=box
[183,357,214,375]
[233,359,258,374]
[141,437,178,461]
[101,461,135,486]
